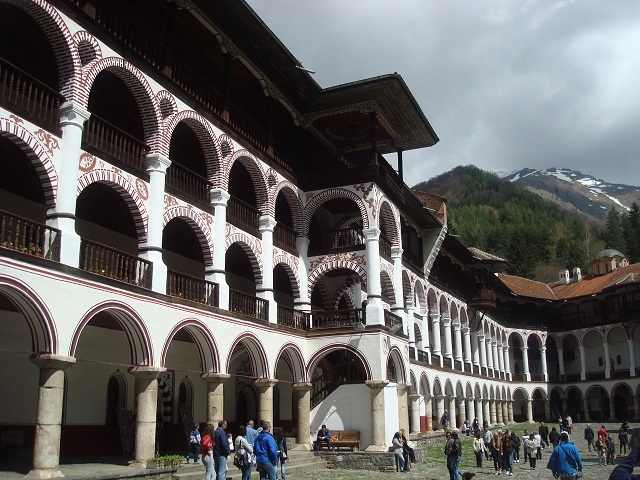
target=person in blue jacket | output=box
[213,420,231,480]
[609,445,640,480]
[254,420,278,480]
[547,431,583,479]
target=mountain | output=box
[499,167,640,223]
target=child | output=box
[226,432,234,472]
[186,423,201,464]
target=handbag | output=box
[279,451,287,460]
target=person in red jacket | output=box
[599,425,609,443]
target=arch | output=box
[419,372,431,397]
[106,370,127,424]
[307,344,372,381]
[225,234,264,285]
[272,255,301,298]
[224,151,268,212]
[271,181,304,233]
[226,333,269,379]
[302,188,370,236]
[378,199,400,244]
[218,134,234,158]
[331,282,355,310]
[70,301,153,365]
[380,268,396,305]
[77,169,149,242]
[307,259,367,300]
[414,281,427,313]
[387,346,407,384]
[0,118,58,208]
[163,205,214,266]
[274,343,306,383]
[160,318,220,373]
[73,30,101,67]
[156,90,178,119]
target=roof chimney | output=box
[573,267,582,282]
[559,269,570,285]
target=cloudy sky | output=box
[248,0,640,187]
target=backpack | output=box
[234,447,249,470]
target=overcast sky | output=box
[247,0,640,187]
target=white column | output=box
[629,340,637,377]
[541,346,549,382]
[141,154,171,294]
[258,215,277,323]
[604,342,612,379]
[397,383,410,435]
[527,399,534,423]
[485,336,494,374]
[363,228,384,326]
[483,399,490,427]
[421,314,432,362]
[466,397,475,425]
[294,236,311,311]
[431,311,442,366]
[579,345,587,381]
[522,346,531,381]
[391,246,405,331]
[129,366,165,468]
[209,189,230,309]
[471,329,480,373]
[492,341,501,378]
[46,102,90,267]
[497,342,505,378]
[558,347,566,377]
[442,314,453,361]
[503,344,512,381]
[453,321,463,369]
[463,327,472,371]
[475,398,483,427]
[478,333,488,375]
[365,380,389,451]
[435,396,445,430]
[448,396,457,430]
[409,394,421,434]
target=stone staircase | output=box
[173,448,326,480]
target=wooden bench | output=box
[330,430,360,451]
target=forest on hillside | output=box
[414,166,611,282]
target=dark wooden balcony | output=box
[79,239,152,289]
[417,350,430,364]
[0,209,60,261]
[229,289,268,321]
[308,227,364,256]
[585,371,606,381]
[227,196,260,236]
[82,114,150,174]
[312,308,364,329]
[384,309,404,334]
[276,305,310,331]
[165,161,211,207]
[402,250,424,274]
[167,271,218,307]
[274,223,297,253]
[379,234,392,261]
[512,373,525,382]
[530,373,545,382]
[0,56,64,134]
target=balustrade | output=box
[308,227,364,256]
[167,271,218,307]
[276,305,310,330]
[0,210,60,261]
[166,161,211,205]
[312,308,364,329]
[229,289,268,321]
[227,196,260,234]
[273,223,297,253]
[79,239,152,289]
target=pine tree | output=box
[604,207,626,253]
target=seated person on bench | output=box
[315,424,331,450]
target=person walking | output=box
[607,434,617,465]
[522,430,530,464]
[254,420,278,480]
[546,431,583,479]
[213,420,231,480]
[234,425,254,480]
[620,427,630,456]
[186,422,201,464]
[539,421,550,448]
[490,432,503,475]
[524,432,539,470]
[473,431,487,468]
[596,435,606,466]
[511,430,521,464]
[201,424,215,480]
[584,423,595,452]
[501,431,514,476]
[483,426,493,461]
[274,428,288,480]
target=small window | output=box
[616,355,622,365]
[598,357,603,367]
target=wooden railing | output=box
[384,309,404,332]
[310,360,367,408]
[166,161,211,205]
[79,239,152,289]
[82,114,150,173]
[227,196,260,234]
[0,56,64,133]
[308,227,364,256]
[276,305,310,330]
[312,308,365,329]
[167,271,218,307]
[229,289,268,321]
[379,234,392,260]
[274,223,297,253]
[0,210,60,261]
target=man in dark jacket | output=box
[213,420,231,480]
[539,422,550,448]
[584,424,595,451]
[254,420,278,480]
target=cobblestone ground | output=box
[290,423,632,480]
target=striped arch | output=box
[163,205,214,266]
[0,119,58,208]
[155,90,178,120]
[313,278,331,310]
[302,188,370,236]
[334,211,364,230]
[271,180,304,233]
[79,57,162,150]
[387,346,407,383]
[73,30,102,67]
[307,344,372,381]
[420,372,432,397]
[224,150,269,212]
[225,232,264,285]
[0,275,57,355]
[78,168,149,242]
[70,301,153,366]
[226,333,269,379]
[218,134,234,158]
[5,0,79,98]
[401,270,413,307]
[273,254,301,298]
[409,370,418,394]
[274,343,306,382]
[160,318,219,373]
[380,268,396,305]
[332,283,355,309]
[163,110,223,183]
[414,280,427,313]
[378,198,400,245]
[307,259,367,299]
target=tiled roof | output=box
[497,274,557,300]
[469,247,506,263]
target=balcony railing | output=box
[82,114,150,173]
[227,196,260,235]
[79,239,152,289]
[276,305,310,331]
[312,308,364,329]
[308,227,364,256]
[167,271,218,307]
[166,161,211,206]
[384,309,404,333]
[379,234,392,260]
[274,223,297,253]
[530,373,545,382]
[0,56,64,133]
[0,210,61,261]
[229,289,268,321]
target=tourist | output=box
[213,420,231,480]
[546,431,583,478]
[201,423,216,480]
[620,427,630,456]
[539,421,550,448]
[490,432,503,475]
[607,434,617,465]
[483,426,493,461]
[441,410,450,430]
[234,425,254,480]
[511,430,521,464]
[534,429,543,460]
[473,430,487,468]
[393,431,407,473]
[315,424,331,451]
[596,435,606,466]
[501,431,514,476]
[274,428,288,480]
[400,428,416,465]
[524,432,539,470]
[584,423,595,452]
[522,430,530,463]
[185,422,201,464]
[599,425,609,443]
[550,426,560,448]
[631,429,640,450]
[254,421,278,480]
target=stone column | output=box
[141,154,171,294]
[435,395,445,430]
[457,397,466,427]
[364,228,384,326]
[27,354,76,479]
[629,340,637,377]
[496,400,503,425]
[502,401,509,425]
[508,401,514,424]
[466,397,475,426]
[397,383,410,435]
[478,333,488,376]
[258,216,278,323]
[545,400,551,421]
[255,379,278,427]
[541,346,549,382]
[522,346,531,381]
[293,383,312,449]
[453,320,463,369]
[365,380,389,451]
[425,396,433,432]
[442,314,453,362]
[483,399,490,427]
[46,102,90,267]
[201,373,230,424]
[463,327,472,372]
[431,311,443,367]
[210,189,230,309]
[579,345,587,381]
[582,397,591,422]
[475,398,483,427]
[503,345,512,381]
[527,399,534,423]
[604,342,612,379]
[409,394,421,434]
[448,396,457,430]
[490,400,497,425]
[294,236,311,312]
[129,366,165,468]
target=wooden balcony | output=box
[0,56,64,134]
[274,223,297,253]
[384,309,404,334]
[82,114,150,174]
[167,271,218,307]
[79,239,152,289]
[0,209,61,261]
[379,234,392,260]
[276,305,310,331]
[227,196,260,236]
[165,161,211,207]
[308,227,364,256]
[312,308,364,329]
[229,289,268,322]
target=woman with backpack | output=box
[274,428,288,480]
[234,425,254,480]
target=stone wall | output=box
[314,448,427,472]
